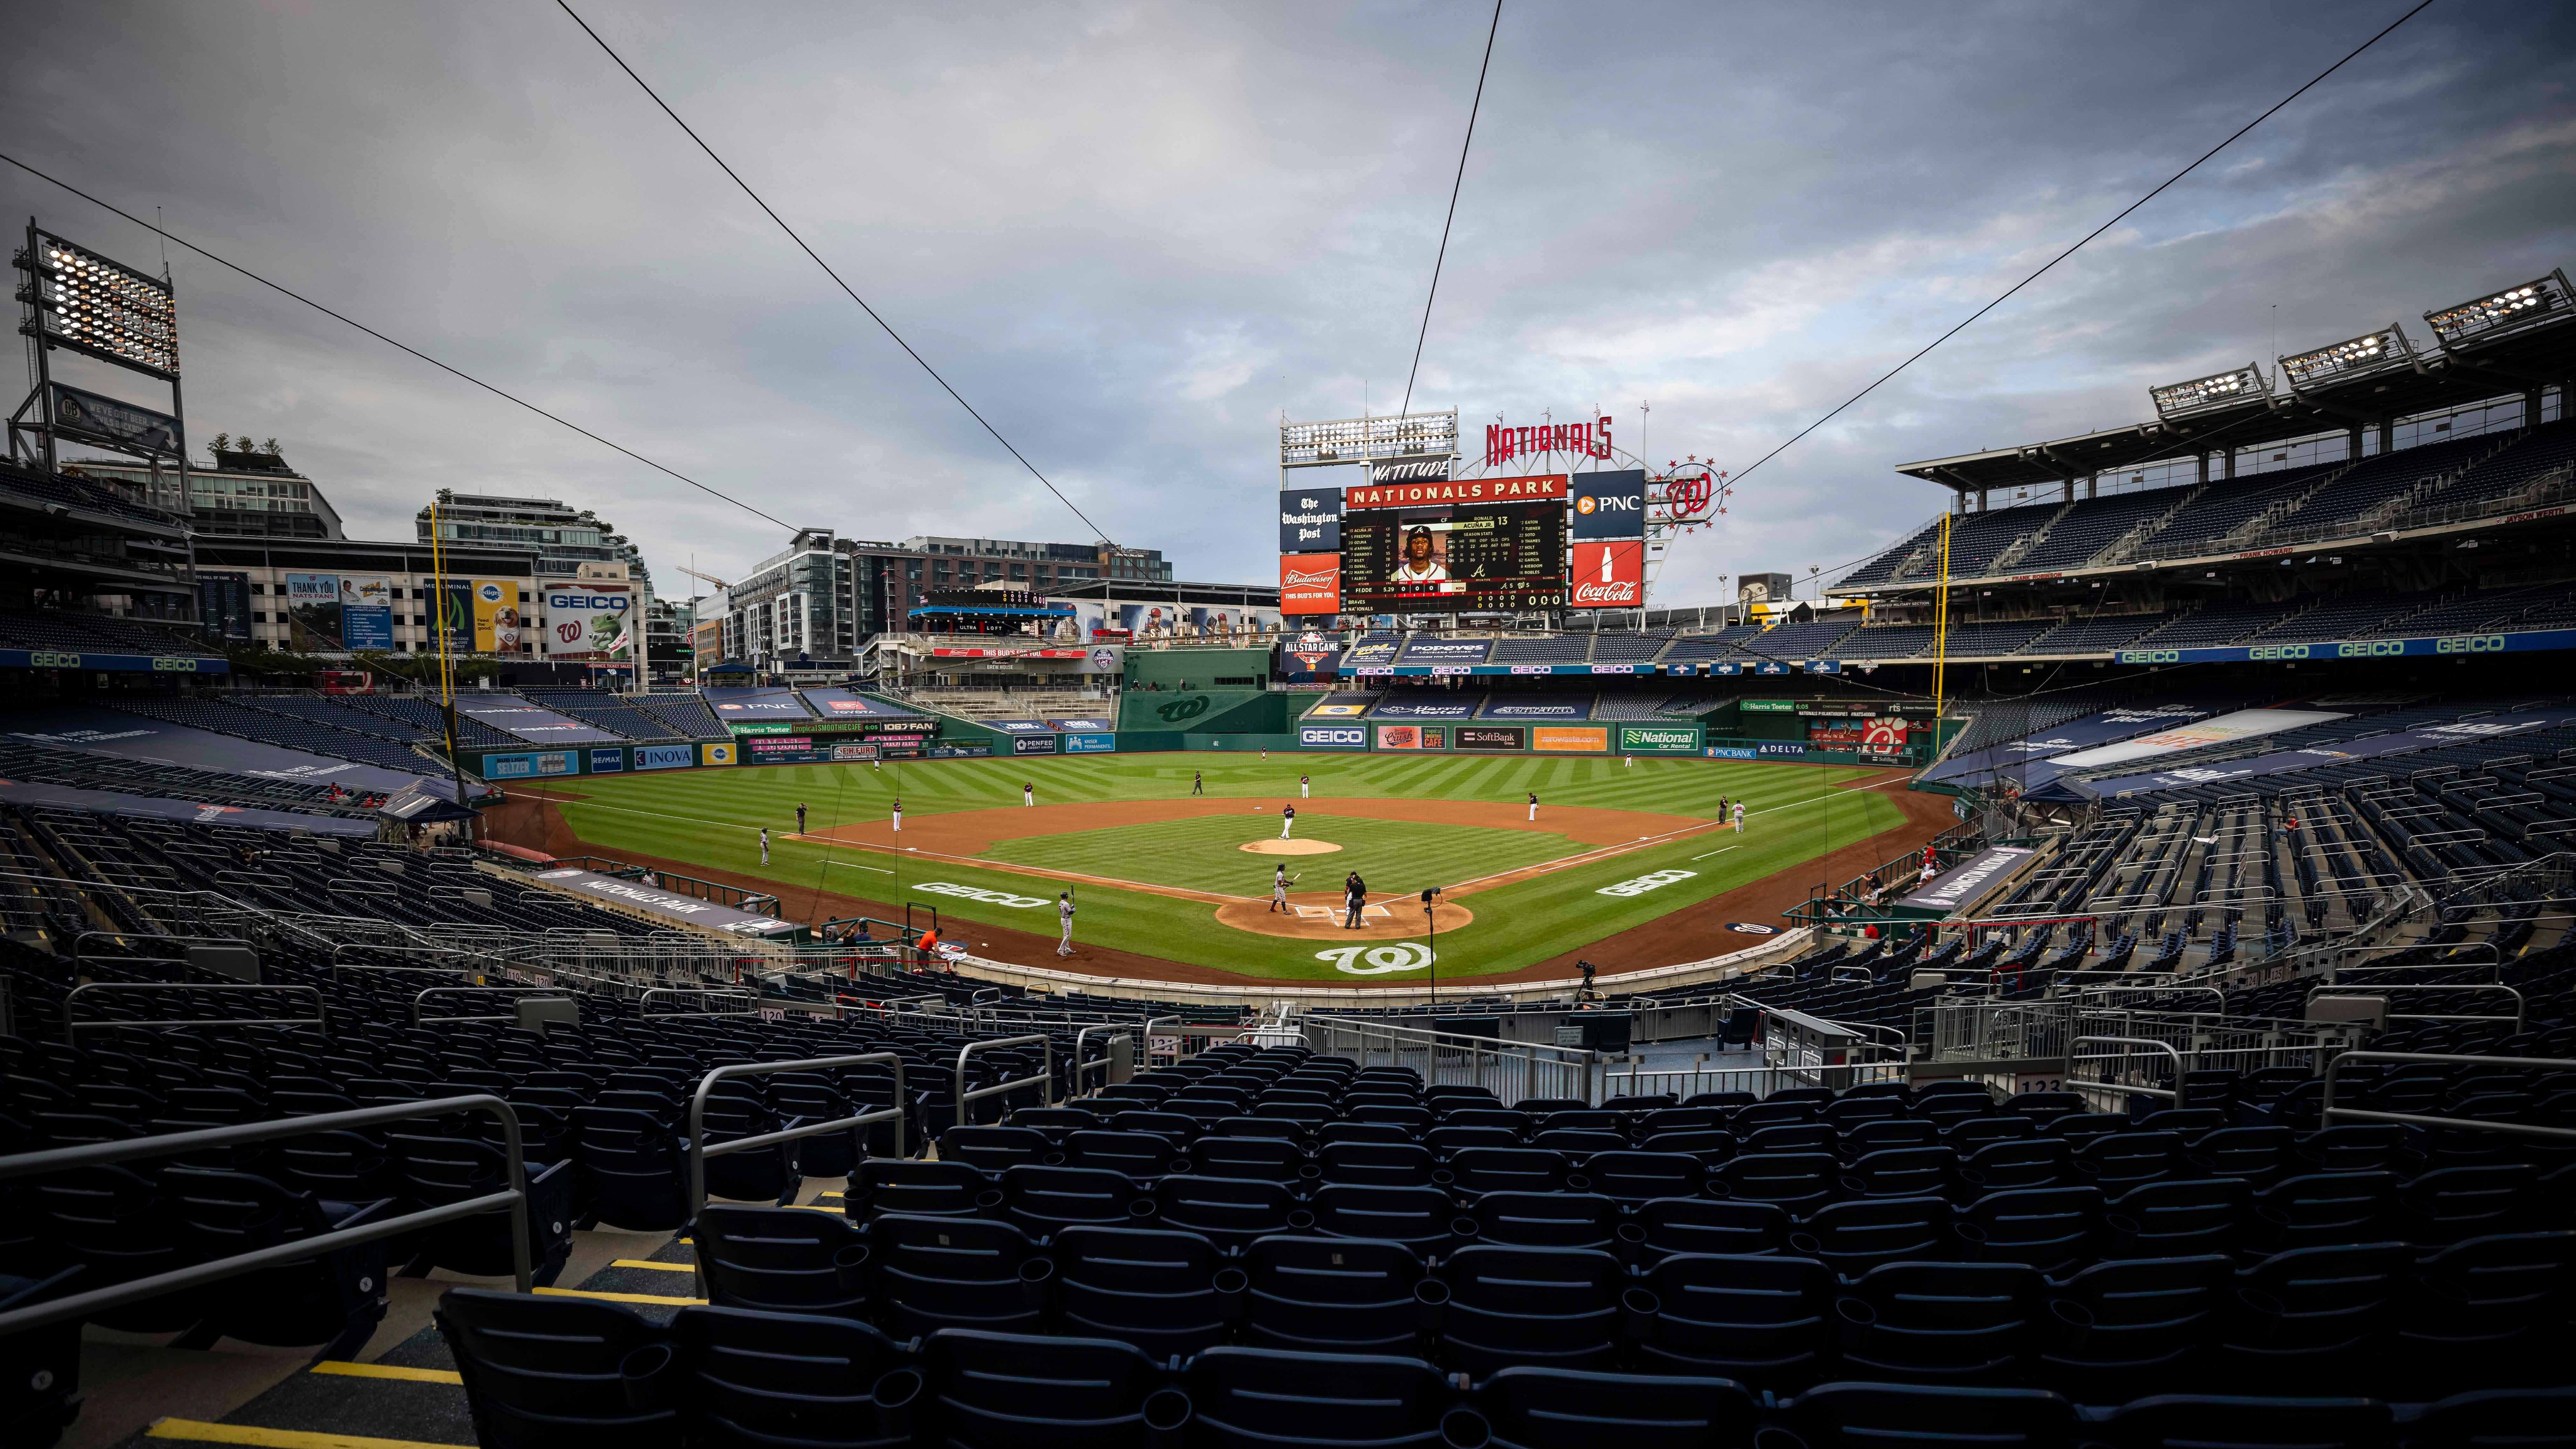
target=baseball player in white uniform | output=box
[1279,804,1297,840]
[1057,892,1075,956]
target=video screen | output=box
[1341,499,1565,611]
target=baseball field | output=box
[486,751,1951,986]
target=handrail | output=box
[413,985,576,1026]
[2068,1034,2186,1102]
[641,985,760,1020]
[0,1094,531,1335]
[2322,1051,2576,1141]
[684,1051,908,1289]
[953,1033,1053,1129]
[2306,982,2525,1030]
[64,982,326,1042]
[1143,1015,1185,1068]
[2075,985,2226,1015]
[70,930,250,962]
[1070,1025,1133,1094]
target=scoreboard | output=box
[1340,474,1570,611]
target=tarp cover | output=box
[1890,845,2038,918]
[2062,707,2576,799]
[2018,707,2345,796]
[1923,704,2214,786]
[703,687,814,720]
[0,778,379,836]
[452,695,623,745]
[531,867,801,937]
[5,706,452,799]
[799,687,919,719]
[1480,695,1592,720]
[1369,697,1478,719]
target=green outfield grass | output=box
[516,751,1916,982]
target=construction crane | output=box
[674,564,730,592]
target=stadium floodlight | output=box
[2422,270,2572,349]
[2149,364,2267,419]
[2277,324,2415,391]
[1280,410,1460,471]
[17,230,181,378]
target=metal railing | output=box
[2068,1035,2185,1106]
[2321,1052,2576,1142]
[1302,1015,1601,1105]
[63,982,327,1041]
[684,1051,909,1285]
[954,1034,1054,1128]
[0,1094,533,1336]
[2306,982,2525,1030]
[641,985,762,1020]
[413,985,575,1026]
[1071,1026,1135,1094]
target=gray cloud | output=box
[6,1,2571,602]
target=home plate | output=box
[1241,839,1342,855]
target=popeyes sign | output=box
[1280,553,1341,615]
[1487,416,1613,467]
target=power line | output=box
[1719,0,2438,494]
[1401,0,1502,419]
[555,1,1114,546]
[0,150,798,533]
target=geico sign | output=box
[547,592,631,611]
[2436,635,2505,654]
[1301,726,1365,745]
[912,881,1048,908]
[2334,640,2406,658]
[2117,650,2180,664]
[1596,869,1697,898]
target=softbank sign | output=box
[1280,554,1341,615]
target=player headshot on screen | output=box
[1394,527,1448,583]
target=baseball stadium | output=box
[9,8,2576,1449]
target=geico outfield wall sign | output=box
[2112,626,2576,666]
[913,881,1050,908]
[1299,724,1368,750]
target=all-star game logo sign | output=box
[1291,630,1335,674]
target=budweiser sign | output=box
[1279,553,1341,615]
[1486,415,1613,467]
[1346,474,1567,509]
[1569,540,1644,609]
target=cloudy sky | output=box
[7,1,2573,604]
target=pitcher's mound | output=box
[1240,838,1342,855]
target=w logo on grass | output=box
[1156,696,1213,723]
[1315,941,1433,975]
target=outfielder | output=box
[1300,774,1310,798]
[758,827,770,865]
[1024,782,1035,808]
[892,799,903,833]
[1732,800,1746,833]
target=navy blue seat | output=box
[2406,1386,2576,1449]
[161,1167,390,1355]
[1629,1198,1792,1261]
[1792,1196,1952,1275]
[569,1108,693,1231]
[1152,1174,1304,1251]
[1428,1124,1527,1158]
[2074,1131,2184,1191]
[1435,1243,1627,1372]
[1063,1129,1179,1179]
[1319,1139,1440,1189]
[2390,1231,2576,1398]
[1780,1382,2078,1449]
[1835,1260,2044,1384]
[1956,1139,2070,1196]
[2244,1172,2397,1255]
[1240,1234,1430,1355]
[1631,1252,1835,1389]
[1470,1191,1619,1251]
[692,1204,871,1318]
[1449,1147,1571,1196]
[924,1329,1182,1449]
[1955,1186,2101,1274]
[2188,1126,2294,1189]
[2217,1242,2411,1394]
[1052,1224,1241,1358]
[845,1159,989,1220]
[2038,1253,2234,1400]
[1841,1146,1956,1199]
[2396,1165,2537,1248]
[1463,1367,1759,1449]
[1308,1183,1465,1258]
[1182,1346,1450,1449]
[868,1213,1052,1337]
[669,1305,914,1449]
[997,1163,1149,1236]
[1709,1152,1838,1218]
[1580,1150,1703,1206]
[2094,1394,2392,1449]
[939,1125,1055,1174]
[1188,1133,1310,1184]
[2104,1178,2248,1258]
[435,1287,680,1449]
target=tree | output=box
[209,432,230,455]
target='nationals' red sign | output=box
[1345,474,1567,510]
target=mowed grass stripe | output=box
[980,814,1581,896]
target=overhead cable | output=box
[1400,0,1502,418]
[556,0,1115,545]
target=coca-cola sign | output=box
[1279,553,1341,615]
[1568,540,1644,609]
